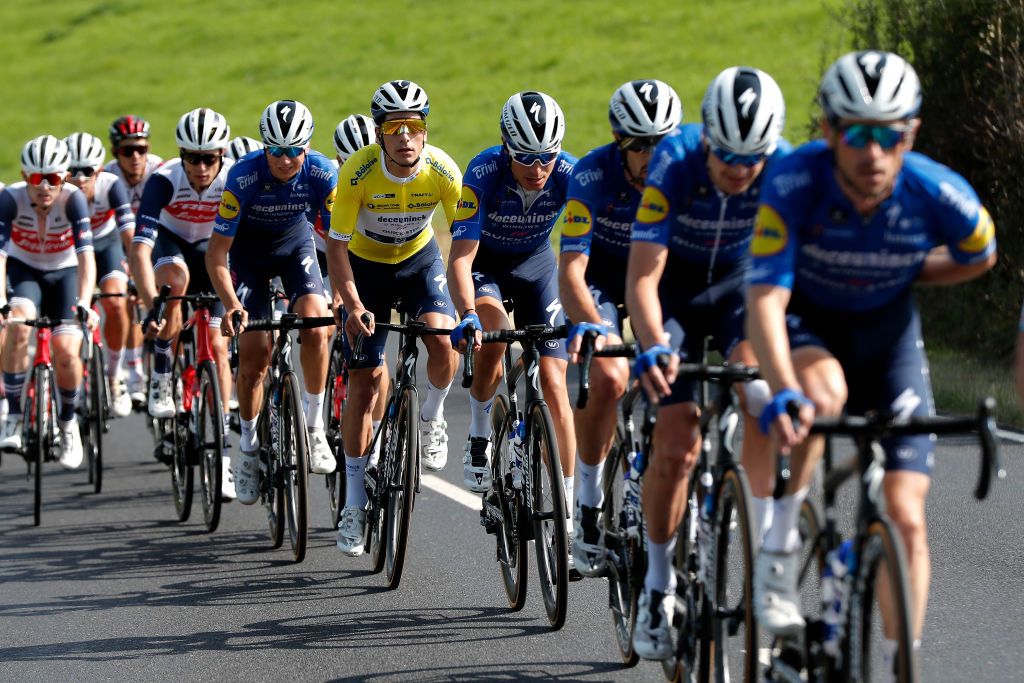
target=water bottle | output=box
[822,539,854,657]
[697,471,715,581]
[510,419,525,489]
[623,449,643,537]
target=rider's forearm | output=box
[205,234,240,311]
[129,244,157,309]
[745,284,800,393]
[558,252,602,324]
[326,239,364,312]
[447,240,479,317]
[917,246,997,285]
[76,252,97,304]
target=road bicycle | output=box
[323,327,346,529]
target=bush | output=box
[837,0,1024,359]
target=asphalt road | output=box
[0,354,1020,682]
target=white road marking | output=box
[421,473,481,509]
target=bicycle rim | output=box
[367,388,395,575]
[602,433,641,667]
[528,402,568,630]
[31,368,48,527]
[259,399,284,550]
[281,373,309,563]
[197,362,224,533]
[714,468,758,682]
[323,350,345,529]
[849,518,917,683]
[89,351,104,494]
[491,394,528,610]
[83,358,96,487]
[385,385,418,589]
[170,343,193,522]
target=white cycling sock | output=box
[563,476,574,515]
[106,347,123,379]
[750,496,774,547]
[763,485,809,554]
[239,416,259,453]
[345,454,369,509]
[305,390,325,430]
[644,536,678,594]
[576,459,603,509]
[420,379,451,422]
[469,393,495,438]
[368,420,382,468]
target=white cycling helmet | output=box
[500,91,565,153]
[334,114,376,162]
[21,135,70,174]
[702,67,786,156]
[609,80,682,137]
[370,80,429,125]
[819,50,921,122]
[64,132,106,168]
[259,100,315,147]
[226,136,265,161]
[175,108,231,151]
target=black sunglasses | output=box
[69,167,98,178]
[618,135,663,153]
[181,152,221,167]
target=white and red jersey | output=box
[88,171,135,240]
[133,157,234,247]
[0,182,94,271]
[103,154,163,214]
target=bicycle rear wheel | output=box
[196,361,224,533]
[849,517,917,683]
[384,384,418,589]
[281,372,310,563]
[170,339,193,522]
[713,466,758,682]
[528,401,568,630]
[490,394,528,610]
[84,347,105,494]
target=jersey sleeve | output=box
[213,164,249,240]
[314,160,339,235]
[438,160,463,228]
[747,159,810,290]
[451,153,492,242]
[630,141,682,246]
[108,178,136,234]
[67,191,94,253]
[559,156,599,256]
[328,153,366,243]
[930,174,997,264]
[133,174,174,247]
[0,190,16,257]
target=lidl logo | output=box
[218,190,240,220]
[635,187,669,224]
[455,186,480,222]
[561,199,592,238]
[324,186,337,214]
[751,205,788,257]
[958,206,995,254]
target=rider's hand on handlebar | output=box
[221,307,248,337]
[758,388,814,452]
[633,343,678,403]
[450,312,482,353]
[567,322,608,364]
[346,308,374,344]
[77,300,100,331]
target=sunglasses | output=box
[838,123,911,150]
[116,145,149,158]
[181,152,221,166]
[711,147,766,167]
[69,166,98,179]
[379,118,427,136]
[266,145,305,158]
[618,135,663,153]
[27,172,66,187]
[507,146,560,167]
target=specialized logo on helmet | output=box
[455,186,480,221]
[636,187,669,224]
[859,52,883,79]
[219,190,240,220]
[530,101,543,125]
[279,104,293,122]
[561,199,592,238]
[639,81,656,103]
[751,205,787,256]
[958,206,995,254]
[738,88,757,118]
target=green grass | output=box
[929,345,1022,427]
[0,0,838,178]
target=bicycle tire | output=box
[260,396,285,550]
[170,336,193,522]
[601,427,642,667]
[87,347,105,494]
[528,401,568,630]
[713,466,759,682]
[323,344,345,529]
[490,393,528,610]
[384,384,418,589]
[30,366,49,527]
[848,517,917,683]
[664,467,707,683]
[281,371,310,563]
[197,360,224,533]
[367,385,395,575]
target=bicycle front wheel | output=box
[260,397,285,550]
[323,343,345,529]
[196,361,224,533]
[490,394,528,610]
[528,402,568,630]
[281,372,309,563]
[29,367,52,527]
[384,384,418,589]
[85,347,105,494]
[849,517,917,683]
[170,340,193,522]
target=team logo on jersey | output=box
[455,186,480,221]
[635,187,669,224]
[957,206,995,254]
[751,205,788,256]
[324,186,337,215]
[561,199,592,238]
[219,190,240,220]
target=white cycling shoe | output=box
[220,454,237,501]
[421,417,448,471]
[633,587,675,660]
[0,417,23,451]
[754,549,806,636]
[462,437,492,493]
[337,506,368,556]
[235,452,260,505]
[58,422,84,470]
[148,373,175,419]
[109,378,133,418]
[308,427,336,474]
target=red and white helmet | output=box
[109,115,150,146]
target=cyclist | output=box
[130,108,236,499]
[105,115,163,405]
[64,132,136,418]
[0,135,98,467]
[327,80,461,556]
[209,99,337,505]
[557,80,682,577]
[747,52,996,669]
[449,91,577,511]
[626,67,788,659]
[225,136,264,162]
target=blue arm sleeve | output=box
[133,174,174,246]
[108,178,135,234]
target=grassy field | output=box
[0,0,839,178]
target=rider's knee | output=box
[588,360,628,404]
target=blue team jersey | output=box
[214,149,338,254]
[558,141,640,261]
[749,141,997,312]
[631,123,791,267]
[452,145,576,255]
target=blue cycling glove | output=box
[450,312,481,349]
[758,388,813,435]
[633,344,674,378]
[568,322,608,347]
